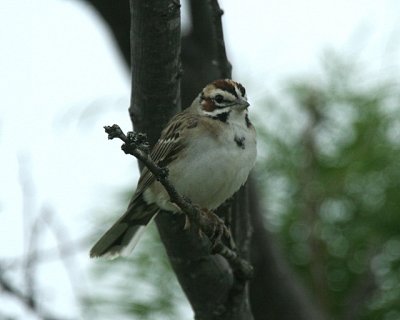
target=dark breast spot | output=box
[234,135,246,149]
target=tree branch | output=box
[129,0,181,146]
[180,0,221,107]
[0,265,70,320]
[83,0,130,67]
[208,0,232,78]
[104,124,253,280]
[248,177,327,320]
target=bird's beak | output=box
[234,99,250,111]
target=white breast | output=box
[144,110,257,212]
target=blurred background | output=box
[1,0,400,319]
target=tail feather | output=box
[90,195,158,259]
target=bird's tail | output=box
[90,195,158,259]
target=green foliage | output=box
[257,54,400,319]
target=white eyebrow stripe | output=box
[212,89,236,101]
[203,106,231,116]
[235,85,241,98]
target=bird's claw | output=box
[199,209,230,250]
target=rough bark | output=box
[129,0,181,145]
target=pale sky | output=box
[1,0,399,318]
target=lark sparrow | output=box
[90,79,257,258]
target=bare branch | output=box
[104,124,253,280]
[209,0,232,78]
[248,177,327,320]
[41,206,86,319]
[3,157,85,320]
[82,0,130,67]
[0,266,34,312]
[3,235,90,268]
[0,265,70,320]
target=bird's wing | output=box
[133,111,199,197]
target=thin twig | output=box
[24,213,41,310]
[17,155,38,309]
[0,265,69,320]
[0,266,33,310]
[41,206,87,319]
[2,235,91,268]
[104,124,253,279]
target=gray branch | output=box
[104,124,253,280]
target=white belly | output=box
[144,119,256,211]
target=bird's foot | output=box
[199,209,231,250]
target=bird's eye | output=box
[214,94,224,103]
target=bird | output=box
[90,79,257,258]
